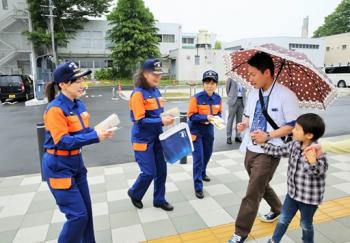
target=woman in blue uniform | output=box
[128,59,175,211]
[188,70,222,199]
[42,61,114,243]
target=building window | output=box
[182,37,194,44]
[326,47,330,51]
[289,43,319,49]
[156,35,162,42]
[342,45,347,50]
[162,34,175,43]
[2,0,8,10]
[195,55,200,65]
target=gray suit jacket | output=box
[226,78,246,106]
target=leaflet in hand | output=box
[95,113,120,131]
[161,107,180,119]
[210,116,225,130]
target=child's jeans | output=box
[271,194,318,243]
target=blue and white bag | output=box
[159,122,194,164]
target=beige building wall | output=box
[323,32,350,67]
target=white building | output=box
[322,32,350,67]
[0,0,32,75]
[156,23,182,55]
[168,48,231,81]
[57,20,111,70]
[0,2,221,81]
[223,36,325,67]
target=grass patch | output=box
[163,92,190,98]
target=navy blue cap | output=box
[142,59,163,75]
[53,61,92,84]
[202,70,218,82]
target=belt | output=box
[237,97,243,99]
[46,149,81,156]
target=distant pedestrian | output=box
[226,77,246,144]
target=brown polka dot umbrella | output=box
[224,43,338,110]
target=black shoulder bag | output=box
[258,87,292,143]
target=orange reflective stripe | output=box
[49,178,72,190]
[44,107,69,145]
[198,105,210,115]
[133,143,148,151]
[158,97,166,108]
[81,111,90,128]
[212,104,221,115]
[191,135,197,141]
[46,149,80,156]
[187,96,198,118]
[144,98,159,110]
[67,115,83,132]
[130,91,146,121]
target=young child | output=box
[187,70,222,199]
[260,113,328,243]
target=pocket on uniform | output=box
[133,143,148,151]
[67,115,83,132]
[49,177,72,190]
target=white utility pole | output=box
[41,0,57,66]
[48,0,56,66]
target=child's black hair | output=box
[296,113,325,141]
[247,52,275,77]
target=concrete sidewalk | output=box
[0,142,350,243]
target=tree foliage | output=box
[107,0,160,78]
[313,0,350,37]
[26,0,110,52]
[214,41,222,50]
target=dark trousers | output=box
[192,134,214,191]
[272,194,318,243]
[235,149,282,237]
[226,98,244,139]
[129,138,167,205]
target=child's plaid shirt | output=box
[262,141,328,205]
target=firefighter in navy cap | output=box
[188,70,222,199]
[42,61,115,243]
[127,58,175,211]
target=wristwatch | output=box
[266,132,271,141]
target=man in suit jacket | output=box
[226,77,246,144]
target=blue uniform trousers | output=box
[42,153,95,243]
[129,138,167,204]
[192,133,214,191]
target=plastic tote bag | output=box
[159,122,194,164]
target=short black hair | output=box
[203,78,218,84]
[247,52,275,77]
[296,113,325,141]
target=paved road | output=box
[1,87,350,177]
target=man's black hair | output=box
[247,52,275,77]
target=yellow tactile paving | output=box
[145,196,350,243]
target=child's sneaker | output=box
[259,211,280,222]
[227,234,247,243]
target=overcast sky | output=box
[141,0,342,42]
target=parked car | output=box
[0,75,34,103]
